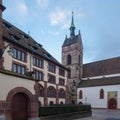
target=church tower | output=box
[62,12,83,85]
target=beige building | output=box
[0,1,68,120]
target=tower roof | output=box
[62,12,83,47]
[70,12,75,39]
[70,12,75,28]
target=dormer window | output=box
[31,46,38,51]
[11,35,20,41]
[3,22,11,30]
[21,34,29,40]
[28,44,38,51]
[44,53,51,59]
[36,43,42,48]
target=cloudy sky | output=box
[2,0,120,63]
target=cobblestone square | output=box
[76,109,120,120]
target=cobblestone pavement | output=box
[75,109,120,120]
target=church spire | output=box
[70,11,75,39]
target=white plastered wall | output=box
[0,73,35,100]
[77,85,120,109]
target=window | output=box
[78,55,81,65]
[13,48,26,62]
[13,64,17,72]
[44,53,51,59]
[59,68,65,76]
[22,52,25,61]
[47,86,56,98]
[59,78,65,86]
[12,63,26,75]
[67,55,71,65]
[48,62,56,73]
[100,89,104,99]
[11,35,20,41]
[79,90,83,99]
[18,65,21,74]
[59,88,66,98]
[21,34,29,40]
[60,101,63,104]
[30,45,38,51]
[68,68,71,78]
[38,84,44,97]
[13,48,17,58]
[21,66,25,74]
[34,70,44,81]
[49,101,54,105]
[33,57,43,68]
[48,74,56,84]
[18,50,21,60]
[3,22,11,30]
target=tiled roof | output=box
[2,19,68,70]
[83,57,120,78]
[78,76,120,88]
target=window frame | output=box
[48,62,56,73]
[12,62,26,75]
[33,69,44,81]
[100,89,104,99]
[59,68,65,77]
[47,86,56,98]
[67,54,72,65]
[58,88,66,98]
[59,78,65,86]
[79,90,83,99]
[48,74,56,84]
[33,56,44,69]
[13,47,26,62]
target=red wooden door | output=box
[12,93,28,120]
[108,98,117,109]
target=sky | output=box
[2,0,120,64]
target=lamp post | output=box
[71,80,76,104]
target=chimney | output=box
[0,0,6,70]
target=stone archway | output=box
[108,98,117,109]
[6,87,39,120]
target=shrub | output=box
[39,104,91,117]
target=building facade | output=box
[62,12,83,104]
[62,11,120,109]
[77,58,120,109]
[0,1,68,120]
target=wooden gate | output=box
[12,93,28,120]
[108,98,117,109]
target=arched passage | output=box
[12,93,28,120]
[6,87,39,120]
